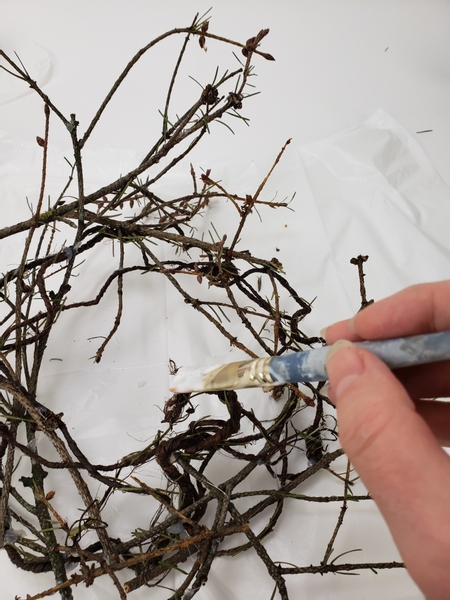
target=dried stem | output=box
[350,254,374,309]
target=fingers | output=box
[322,280,450,399]
[394,361,450,400]
[326,341,450,598]
[416,399,450,446]
[325,280,450,344]
[322,318,362,343]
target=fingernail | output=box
[319,326,328,340]
[348,314,357,333]
[321,382,330,397]
[325,339,353,361]
[326,340,364,399]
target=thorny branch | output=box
[0,13,402,600]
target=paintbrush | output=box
[169,331,450,393]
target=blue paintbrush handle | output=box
[268,331,450,384]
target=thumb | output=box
[326,340,450,597]
[325,339,420,466]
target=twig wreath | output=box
[0,12,402,599]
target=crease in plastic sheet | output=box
[298,108,450,304]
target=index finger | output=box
[325,280,450,344]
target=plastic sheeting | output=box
[0,108,445,600]
[299,109,450,304]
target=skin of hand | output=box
[324,280,450,600]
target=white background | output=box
[1,1,450,598]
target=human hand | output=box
[324,280,450,600]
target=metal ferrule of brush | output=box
[247,357,274,386]
[203,356,274,391]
